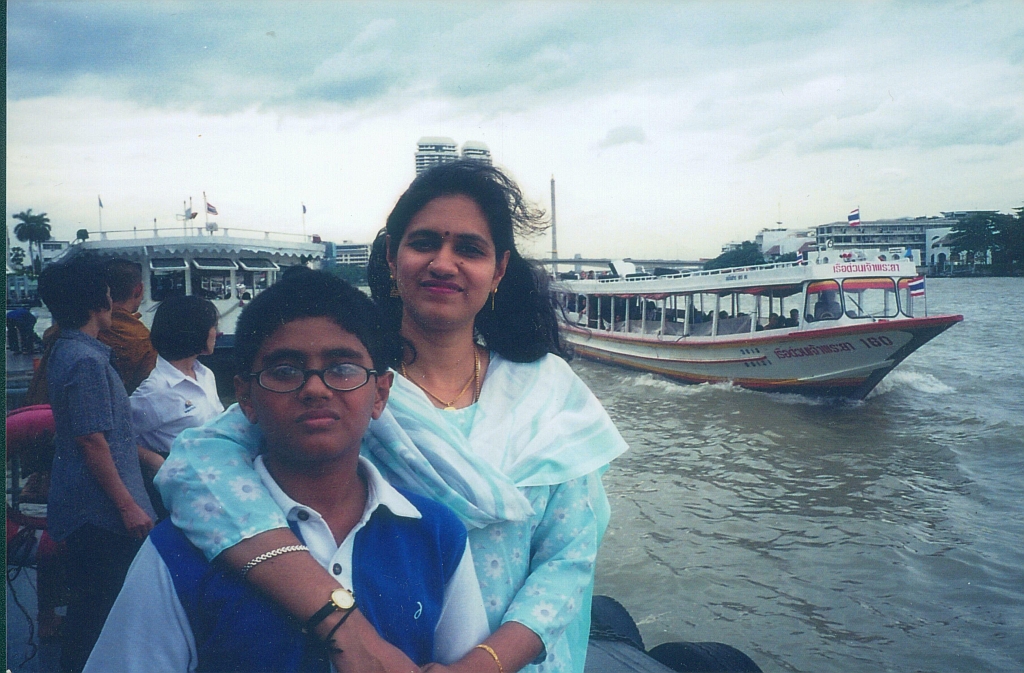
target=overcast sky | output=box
[6,0,1023,260]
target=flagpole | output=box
[98,195,103,234]
[203,192,208,236]
[302,204,306,239]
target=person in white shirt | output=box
[130,295,224,457]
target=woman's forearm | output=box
[424,621,543,673]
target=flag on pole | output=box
[302,204,307,214]
[848,208,860,226]
[908,277,925,297]
[98,195,104,208]
[206,202,218,215]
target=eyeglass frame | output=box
[246,363,380,394]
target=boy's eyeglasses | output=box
[248,363,379,394]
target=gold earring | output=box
[491,286,497,311]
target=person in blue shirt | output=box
[85,270,487,672]
[38,257,158,673]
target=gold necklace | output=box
[401,348,480,411]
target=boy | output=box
[38,257,158,673]
[85,271,488,672]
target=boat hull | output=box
[562,315,962,399]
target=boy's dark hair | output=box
[150,295,219,361]
[38,256,111,329]
[234,269,402,374]
[104,259,143,303]
[367,160,569,363]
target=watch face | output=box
[331,587,355,610]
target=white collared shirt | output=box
[84,457,489,673]
[130,356,224,455]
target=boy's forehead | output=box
[256,317,371,361]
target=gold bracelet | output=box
[474,644,504,673]
[239,544,309,578]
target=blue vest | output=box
[149,489,467,672]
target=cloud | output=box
[599,125,646,148]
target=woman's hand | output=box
[420,622,544,673]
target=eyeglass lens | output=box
[258,364,371,392]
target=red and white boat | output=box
[550,248,962,399]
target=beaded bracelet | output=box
[474,644,505,673]
[240,544,309,578]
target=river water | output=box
[582,278,1023,672]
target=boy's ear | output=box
[370,370,393,420]
[234,375,258,424]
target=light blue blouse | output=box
[157,354,626,673]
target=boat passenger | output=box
[786,309,800,328]
[98,260,157,395]
[813,290,842,321]
[85,271,489,672]
[157,160,629,673]
[767,313,781,330]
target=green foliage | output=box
[951,209,1024,273]
[704,241,765,270]
[76,229,90,242]
[12,209,52,273]
[329,263,368,287]
[9,246,27,269]
[774,252,799,263]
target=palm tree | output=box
[12,209,52,273]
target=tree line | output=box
[949,207,1023,275]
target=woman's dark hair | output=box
[367,160,568,363]
[38,256,111,329]
[234,269,402,374]
[150,295,219,361]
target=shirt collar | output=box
[154,355,202,387]
[253,455,421,524]
[58,328,111,355]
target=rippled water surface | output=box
[582,278,1023,672]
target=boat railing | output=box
[591,259,809,285]
[80,226,316,244]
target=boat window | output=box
[151,271,185,301]
[714,292,754,335]
[190,260,234,300]
[686,292,718,336]
[842,278,899,319]
[804,280,842,322]
[238,258,280,272]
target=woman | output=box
[131,295,223,458]
[132,295,222,517]
[157,161,627,673]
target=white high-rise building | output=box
[415,137,458,175]
[460,140,492,165]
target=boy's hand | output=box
[119,500,154,539]
[326,609,417,673]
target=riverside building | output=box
[415,137,492,175]
[815,215,960,266]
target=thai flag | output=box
[909,277,925,297]
[206,202,218,215]
[848,208,860,226]
[302,204,307,214]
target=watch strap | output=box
[305,589,355,634]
